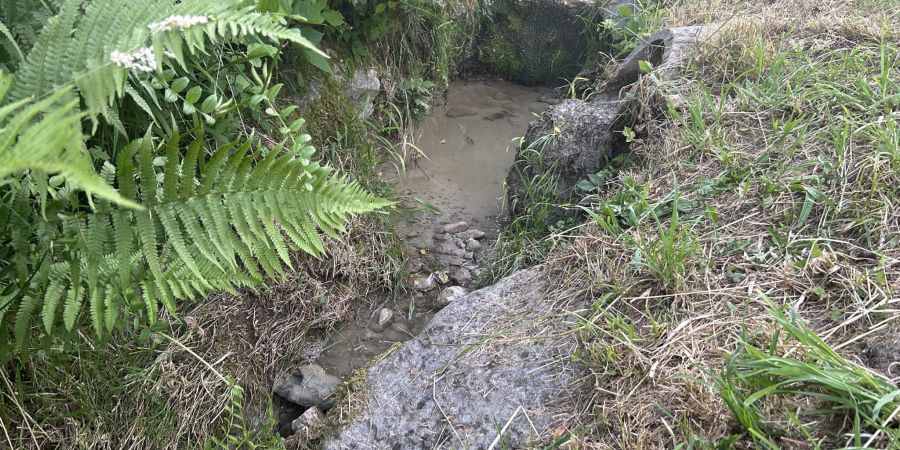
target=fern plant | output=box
[0,0,390,357]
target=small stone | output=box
[369,307,394,332]
[377,308,393,327]
[456,229,486,240]
[415,275,436,291]
[445,106,476,118]
[275,365,341,410]
[442,221,468,234]
[434,271,450,285]
[465,238,481,252]
[433,233,447,241]
[465,251,474,260]
[436,286,468,307]
[450,266,472,284]
[404,259,424,273]
[444,256,467,267]
[439,241,467,257]
[452,238,466,249]
[291,406,326,438]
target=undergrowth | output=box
[539,0,900,448]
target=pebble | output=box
[442,221,469,234]
[404,259,424,273]
[291,406,326,438]
[450,266,473,284]
[369,307,394,332]
[415,275,437,291]
[438,242,467,258]
[456,229,486,240]
[436,286,468,307]
[275,364,341,410]
[465,238,481,252]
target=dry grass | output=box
[139,214,402,448]
[0,213,402,449]
[544,1,900,448]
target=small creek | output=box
[394,80,548,242]
[276,81,549,434]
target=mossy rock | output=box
[476,0,596,85]
[299,77,356,147]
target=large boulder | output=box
[323,267,581,449]
[505,95,622,216]
[476,0,598,85]
[505,26,706,216]
[602,26,706,92]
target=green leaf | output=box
[171,77,190,93]
[185,86,202,104]
[638,60,654,73]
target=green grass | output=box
[713,299,900,449]
[556,6,900,447]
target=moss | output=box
[475,0,597,85]
[297,77,355,147]
[477,34,524,76]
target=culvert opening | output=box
[466,0,601,86]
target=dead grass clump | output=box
[131,214,402,448]
[548,1,900,447]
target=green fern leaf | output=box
[41,270,66,334]
[14,294,39,350]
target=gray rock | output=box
[369,308,394,332]
[404,258,424,274]
[506,27,707,217]
[603,26,706,92]
[601,0,640,28]
[455,229,486,240]
[444,256,468,267]
[492,92,513,102]
[344,68,381,119]
[506,97,620,216]
[442,221,469,234]
[465,238,482,252]
[275,365,341,410]
[438,241,467,258]
[323,267,580,449]
[450,266,472,284]
[291,406,326,437]
[415,275,437,292]
[436,286,468,307]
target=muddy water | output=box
[313,81,547,380]
[394,80,548,242]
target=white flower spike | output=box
[148,15,210,33]
[110,48,157,73]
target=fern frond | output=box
[0,76,134,206]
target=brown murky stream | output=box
[394,80,548,245]
[310,80,548,387]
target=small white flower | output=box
[148,15,210,33]
[110,47,157,73]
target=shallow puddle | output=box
[312,81,547,382]
[277,80,549,434]
[394,80,548,243]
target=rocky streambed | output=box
[267,2,711,448]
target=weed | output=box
[713,299,900,448]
